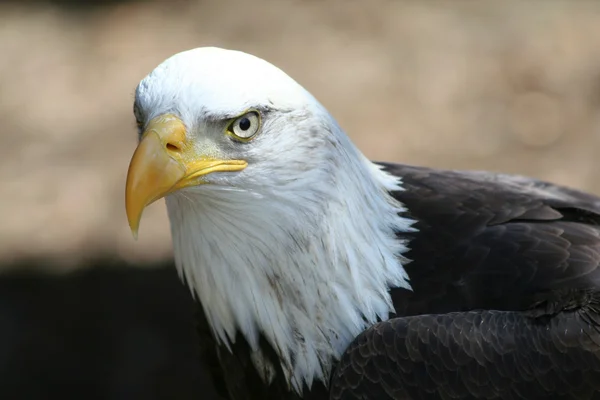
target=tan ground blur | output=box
[1,0,599,271]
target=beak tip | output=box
[127,214,141,241]
[126,202,141,241]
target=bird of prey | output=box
[125,47,600,400]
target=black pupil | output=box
[239,117,251,131]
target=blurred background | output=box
[1,0,600,398]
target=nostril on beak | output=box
[166,143,180,152]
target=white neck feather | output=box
[165,135,416,393]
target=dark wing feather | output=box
[379,163,600,316]
[329,163,600,400]
[331,291,600,400]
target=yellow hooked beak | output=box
[125,114,247,238]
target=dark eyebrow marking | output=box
[203,106,276,122]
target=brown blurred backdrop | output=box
[1,0,599,399]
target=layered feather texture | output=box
[165,135,416,391]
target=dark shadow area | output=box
[0,0,145,10]
[0,258,220,400]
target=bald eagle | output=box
[125,47,600,400]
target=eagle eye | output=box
[227,111,260,141]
